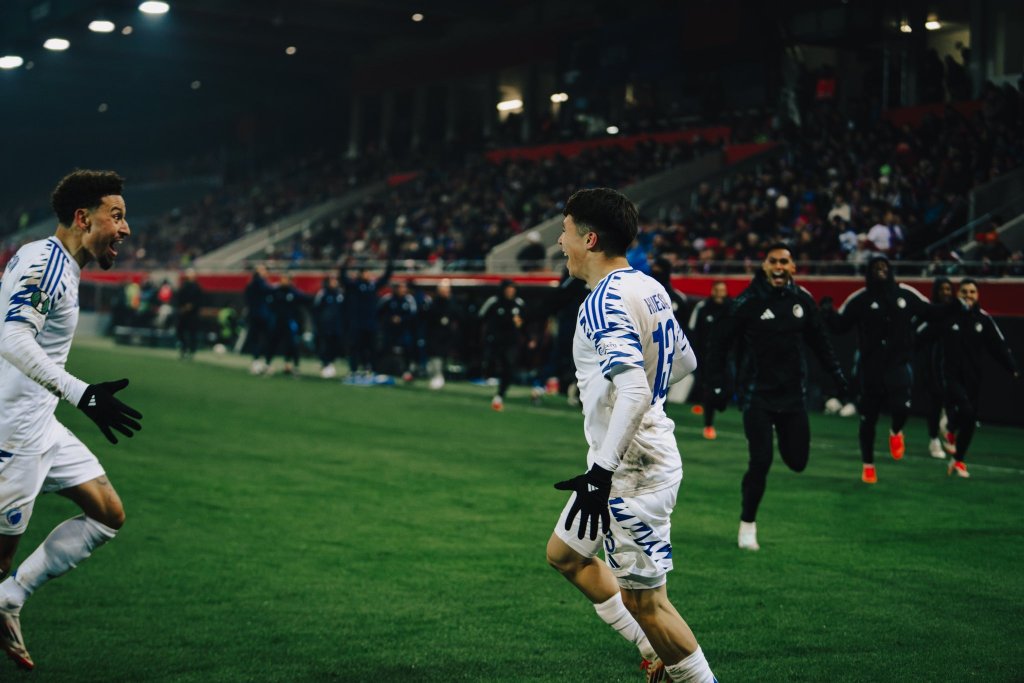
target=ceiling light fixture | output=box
[89,20,116,33]
[44,38,70,51]
[0,55,25,69]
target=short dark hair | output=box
[959,277,978,288]
[764,241,792,255]
[51,169,124,226]
[563,188,638,257]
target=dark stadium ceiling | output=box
[0,0,523,89]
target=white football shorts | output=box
[555,482,679,590]
[0,425,105,535]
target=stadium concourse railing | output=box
[80,259,1024,318]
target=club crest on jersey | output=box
[975,323,983,333]
[897,297,907,309]
[792,304,804,318]
[4,508,22,526]
[30,289,51,315]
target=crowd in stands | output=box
[626,79,1024,278]
[289,138,715,269]
[4,75,1023,277]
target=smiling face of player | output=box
[762,247,796,288]
[77,195,129,270]
[870,259,890,282]
[959,281,979,308]
[558,215,594,282]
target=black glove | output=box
[708,386,729,412]
[554,464,613,541]
[77,379,143,444]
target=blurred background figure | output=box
[175,268,204,360]
[312,275,346,378]
[687,281,732,439]
[423,278,461,390]
[243,264,274,375]
[479,279,525,411]
[264,272,310,375]
[377,280,418,380]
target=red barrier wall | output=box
[484,127,732,163]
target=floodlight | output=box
[0,55,24,69]
[139,2,170,15]
[44,38,70,51]
[89,20,116,33]
[496,99,523,112]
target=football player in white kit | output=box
[0,170,142,670]
[546,189,716,683]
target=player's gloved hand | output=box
[709,386,729,412]
[554,464,613,541]
[77,379,143,444]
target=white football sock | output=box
[594,592,656,660]
[665,646,716,682]
[8,515,117,606]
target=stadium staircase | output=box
[484,144,785,273]
[927,165,1024,259]
[192,180,387,269]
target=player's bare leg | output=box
[622,586,716,682]
[0,476,123,670]
[546,533,657,661]
[546,534,619,601]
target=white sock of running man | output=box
[1,515,117,609]
[593,592,657,660]
[665,646,716,682]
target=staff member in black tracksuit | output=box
[312,275,346,378]
[378,280,418,378]
[935,279,1019,478]
[688,281,731,440]
[423,278,462,389]
[915,277,955,459]
[479,279,525,411]
[175,268,204,360]
[244,264,274,374]
[706,244,848,551]
[264,272,310,375]
[340,256,394,376]
[822,256,956,484]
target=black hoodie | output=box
[826,257,950,376]
[707,270,845,411]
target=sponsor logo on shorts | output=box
[5,509,23,526]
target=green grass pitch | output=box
[7,340,1022,682]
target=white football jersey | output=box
[574,268,690,496]
[0,237,81,454]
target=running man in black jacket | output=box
[706,244,848,551]
[688,281,731,440]
[915,277,954,458]
[935,279,1019,478]
[822,256,955,484]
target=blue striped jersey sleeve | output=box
[582,275,644,377]
[4,241,66,333]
